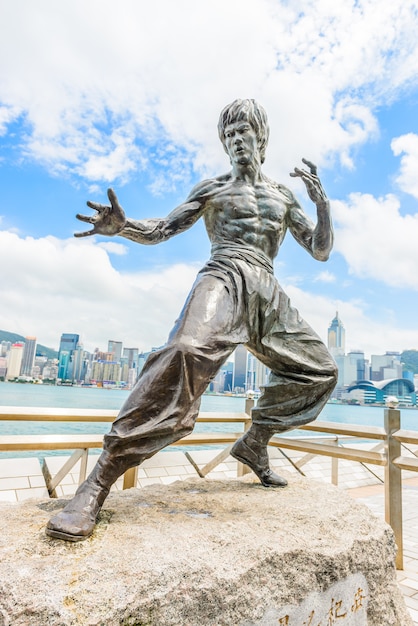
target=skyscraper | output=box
[6,343,24,380]
[1,341,11,357]
[58,333,80,380]
[233,345,247,391]
[71,344,86,382]
[370,352,402,381]
[246,352,270,391]
[327,312,345,357]
[108,340,123,362]
[122,347,139,371]
[20,336,37,377]
[59,333,80,354]
[58,351,71,381]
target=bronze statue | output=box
[46,99,337,541]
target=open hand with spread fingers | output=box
[75,188,126,238]
[290,158,328,205]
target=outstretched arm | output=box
[287,158,333,261]
[120,199,204,245]
[75,186,206,244]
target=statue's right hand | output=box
[74,188,126,238]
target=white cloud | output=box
[1,0,418,185]
[283,284,418,359]
[314,270,336,283]
[0,230,199,352]
[97,241,128,255]
[391,133,418,199]
[333,193,418,290]
[0,105,19,136]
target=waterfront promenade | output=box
[1,445,418,624]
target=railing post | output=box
[384,408,403,570]
[331,438,339,486]
[237,398,254,477]
[245,397,254,416]
[123,466,138,490]
[78,449,89,485]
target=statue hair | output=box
[218,99,269,163]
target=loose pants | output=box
[104,254,337,467]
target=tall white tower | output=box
[327,312,345,357]
[6,343,24,380]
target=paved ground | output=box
[348,478,418,625]
[1,446,417,624]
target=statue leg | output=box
[46,271,238,541]
[232,280,337,487]
[46,344,232,542]
[46,416,205,542]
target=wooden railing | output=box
[0,404,417,569]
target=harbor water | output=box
[0,381,416,458]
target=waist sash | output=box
[210,242,273,274]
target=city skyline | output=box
[1,311,414,364]
[2,320,415,403]
[1,2,418,356]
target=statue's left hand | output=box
[75,188,126,238]
[290,158,327,204]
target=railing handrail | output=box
[0,406,251,423]
[393,429,418,445]
[0,406,118,421]
[1,404,416,430]
[302,420,387,440]
[0,405,401,437]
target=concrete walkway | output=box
[1,447,417,624]
[348,478,418,625]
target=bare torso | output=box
[199,174,294,262]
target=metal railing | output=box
[0,403,417,569]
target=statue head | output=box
[218,99,269,164]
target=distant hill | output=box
[0,330,58,360]
[401,349,418,374]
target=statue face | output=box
[224,121,259,166]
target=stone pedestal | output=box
[0,475,412,625]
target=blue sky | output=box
[1,0,418,359]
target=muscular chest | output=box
[208,181,287,225]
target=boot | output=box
[46,452,124,542]
[231,425,288,488]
